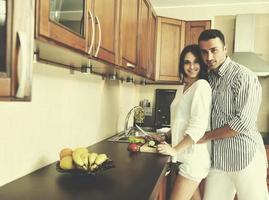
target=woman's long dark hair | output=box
[179,44,208,82]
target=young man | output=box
[198,29,269,200]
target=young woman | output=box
[157,44,212,200]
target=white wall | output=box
[0,62,140,186]
[255,14,269,62]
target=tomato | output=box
[127,143,140,152]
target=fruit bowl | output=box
[56,159,115,175]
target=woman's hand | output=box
[157,141,177,157]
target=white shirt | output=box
[170,79,212,168]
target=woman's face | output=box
[183,52,201,79]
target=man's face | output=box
[199,38,227,70]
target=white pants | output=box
[203,150,269,200]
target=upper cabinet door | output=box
[147,10,157,80]
[119,0,139,70]
[155,17,185,82]
[37,0,87,52]
[185,20,211,46]
[0,0,11,97]
[137,0,150,76]
[90,0,119,65]
[1,0,33,99]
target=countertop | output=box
[0,140,169,200]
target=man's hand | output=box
[197,125,238,144]
[197,132,210,144]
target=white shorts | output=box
[203,149,269,200]
[178,162,210,182]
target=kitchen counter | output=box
[0,140,169,200]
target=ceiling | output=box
[150,0,269,8]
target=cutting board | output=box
[140,143,158,153]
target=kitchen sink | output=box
[107,127,157,143]
[107,131,130,143]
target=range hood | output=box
[231,14,269,76]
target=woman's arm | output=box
[157,134,194,156]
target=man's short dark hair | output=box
[198,29,225,45]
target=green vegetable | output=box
[128,136,146,144]
[148,140,156,147]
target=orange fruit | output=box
[59,148,73,159]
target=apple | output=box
[128,143,140,152]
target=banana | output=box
[90,164,98,171]
[66,148,109,172]
[95,154,108,165]
[88,152,98,166]
[73,147,88,155]
[72,152,84,166]
[72,147,88,167]
[80,151,89,169]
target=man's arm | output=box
[198,124,237,143]
[199,72,262,144]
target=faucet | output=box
[124,106,144,136]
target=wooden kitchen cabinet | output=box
[137,0,157,80]
[36,1,211,84]
[155,17,185,82]
[37,0,120,65]
[89,0,120,65]
[36,0,88,52]
[185,20,211,46]
[153,19,211,83]
[119,0,157,80]
[118,0,140,70]
[137,0,150,77]
[36,0,157,82]
[0,0,12,97]
[147,10,157,80]
[1,0,33,99]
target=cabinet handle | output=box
[16,31,28,98]
[88,11,95,55]
[94,15,101,57]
